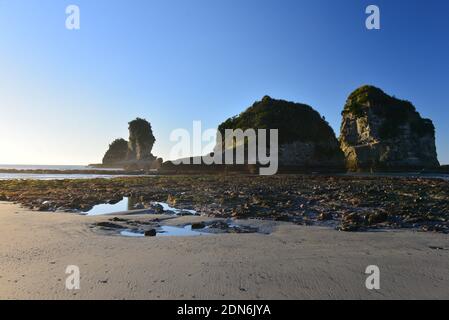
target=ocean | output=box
[0,164,121,171]
[0,164,128,180]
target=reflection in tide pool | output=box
[119,225,209,238]
[157,225,209,237]
[85,198,198,216]
[120,230,145,237]
[153,202,197,215]
[86,197,134,216]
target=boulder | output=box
[144,229,157,237]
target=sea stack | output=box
[339,85,439,171]
[127,118,156,162]
[216,96,345,170]
[101,118,161,170]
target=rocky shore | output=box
[0,174,448,233]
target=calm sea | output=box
[0,164,127,180]
[0,164,121,171]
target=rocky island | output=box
[101,118,162,170]
[216,95,345,170]
[340,85,440,171]
[163,87,443,173]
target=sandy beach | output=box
[0,201,448,300]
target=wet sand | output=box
[0,201,448,300]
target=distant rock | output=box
[127,118,156,162]
[102,138,129,166]
[101,118,161,169]
[215,96,345,169]
[339,85,439,171]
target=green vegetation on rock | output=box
[127,118,156,161]
[128,118,156,148]
[343,85,435,139]
[102,138,128,165]
[340,85,439,171]
[218,96,338,145]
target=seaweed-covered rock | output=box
[339,85,439,171]
[216,96,344,168]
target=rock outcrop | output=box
[215,96,345,169]
[102,138,129,165]
[127,118,156,162]
[102,118,161,169]
[339,85,439,171]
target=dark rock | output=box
[110,217,128,222]
[337,224,362,232]
[179,210,197,216]
[318,212,333,221]
[191,222,206,229]
[275,215,292,222]
[367,211,388,224]
[95,222,123,229]
[133,203,145,210]
[208,221,230,230]
[108,198,122,205]
[144,229,157,237]
[38,201,53,211]
[151,203,165,214]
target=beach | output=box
[1,201,448,300]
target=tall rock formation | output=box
[339,85,439,171]
[215,96,345,169]
[127,118,156,161]
[101,118,161,169]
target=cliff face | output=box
[216,96,345,168]
[339,85,439,171]
[102,138,129,165]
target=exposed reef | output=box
[1,175,448,233]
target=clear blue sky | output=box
[0,0,448,165]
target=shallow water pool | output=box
[119,225,210,238]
